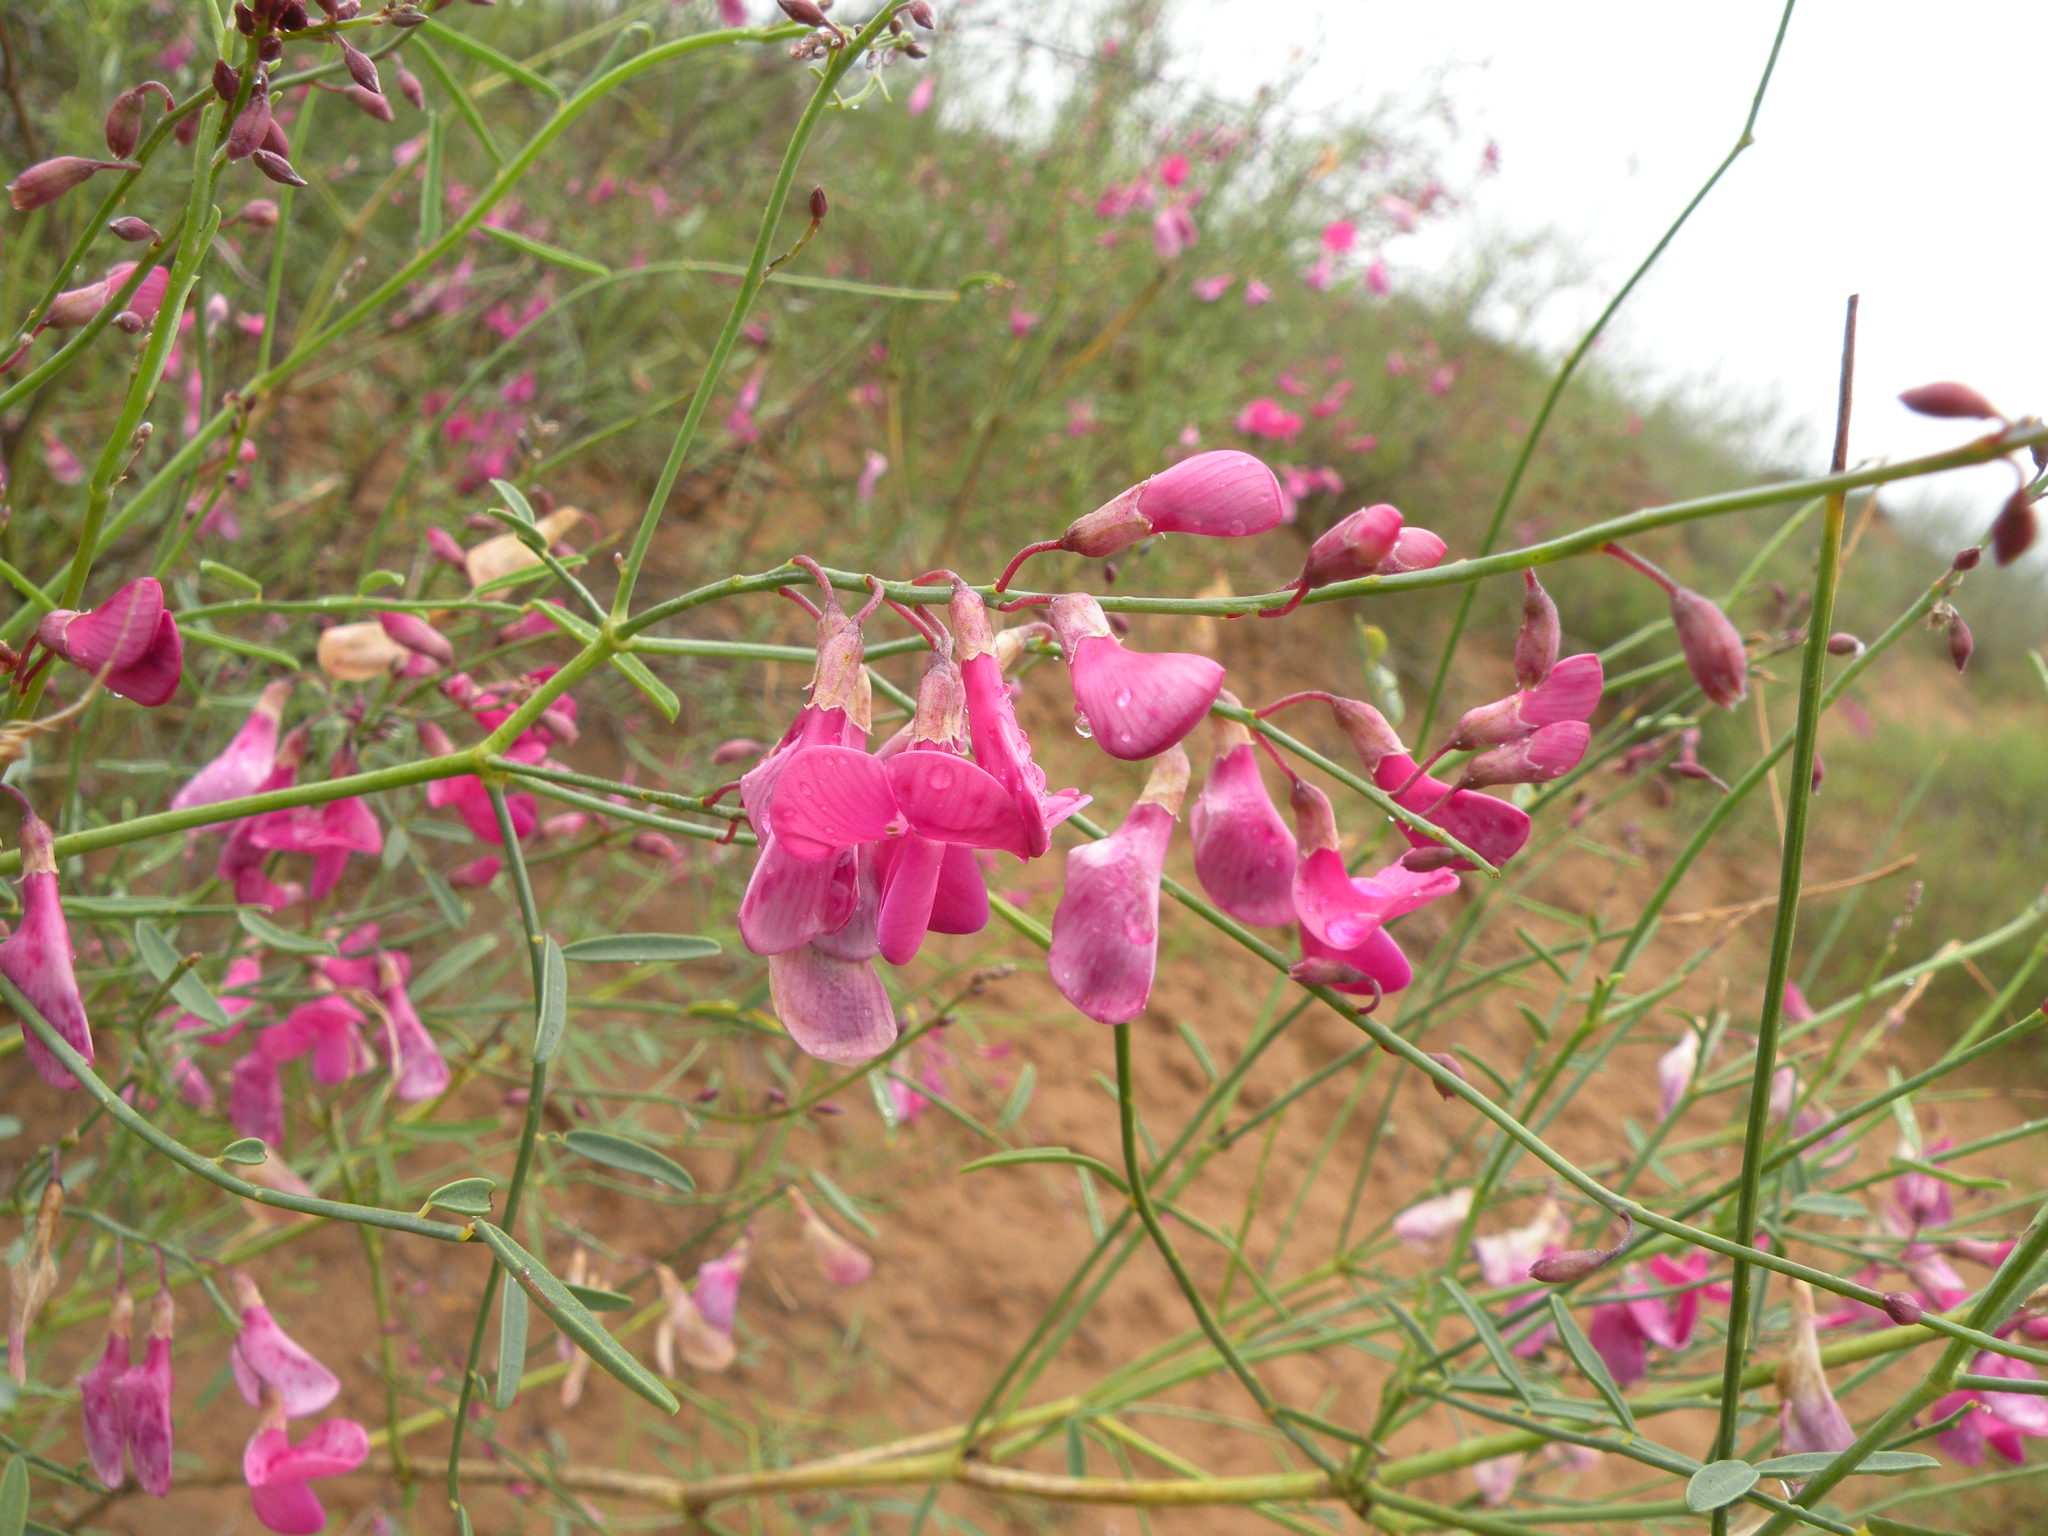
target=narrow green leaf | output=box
[356,569,405,594]
[217,1138,268,1166]
[1684,1459,1759,1513]
[1867,1517,1971,1536]
[419,862,465,926]
[480,224,609,278]
[454,1504,474,1536]
[236,909,339,956]
[134,921,229,1030]
[418,109,444,248]
[489,478,537,526]
[472,1222,677,1413]
[565,1283,633,1314]
[180,625,300,670]
[420,18,565,99]
[1753,1450,1939,1477]
[997,1063,1036,1130]
[1788,1192,1868,1220]
[560,1129,692,1193]
[559,934,720,964]
[494,1279,528,1410]
[1441,1277,1534,1405]
[199,558,262,595]
[0,1454,28,1536]
[1547,1294,1635,1433]
[423,1177,496,1216]
[535,937,567,1064]
[609,652,680,722]
[1174,1021,1217,1082]
[411,934,498,1001]
[807,1169,877,1239]
[958,1148,1125,1189]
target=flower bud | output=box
[213,59,242,103]
[1513,570,1559,688]
[341,41,381,94]
[278,0,310,29]
[1527,1210,1632,1283]
[1398,846,1461,873]
[1898,380,1999,420]
[104,81,172,159]
[808,184,827,221]
[1669,586,1747,707]
[395,62,425,111]
[908,1,936,24]
[226,74,272,159]
[8,157,142,212]
[1881,1291,1924,1326]
[234,197,280,229]
[108,216,159,242]
[259,35,284,63]
[316,620,407,681]
[1288,956,1372,990]
[1426,1051,1467,1101]
[339,85,393,124]
[711,738,765,765]
[780,0,831,23]
[250,150,307,189]
[1825,631,1862,656]
[233,1,255,32]
[1991,487,2037,566]
[1947,612,1974,673]
[111,310,146,334]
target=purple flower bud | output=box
[1826,631,1862,656]
[395,62,425,111]
[909,0,936,23]
[108,216,160,242]
[1514,570,1560,687]
[251,150,307,189]
[233,1,256,32]
[111,311,146,334]
[339,85,395,124]
[1399,846,1462,873]
[1881,1291,1924,1327]
[104,82,173,159]
[1899,380,2000,421]
[341,41,381,94]
[1947,612,1973,672]
[7,157,142,212]
[225,77,273,161]
[1669,585,1748,708]
[214,60,242,103]
[778,0,831,24]
[235,198,280,229]
[808,184,828,221]
[376,611,453,666]
[277,0,310,30]
[1991,487,2037,566]
[1426,1051,1468,1101]
[1527,1210,1633,1283]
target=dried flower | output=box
[6,1178,63,1385]
[788,1186,872,1285]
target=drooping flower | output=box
[230,1273,341,1418]
[768,944,897,1064]
[1188,710,1297,927]
[1456,721,1591,790]
[1393,1188,1473,1249]
[172,681,293,813]
[34,576,183,706]
[243,1407,369,1535]
[1261,504,1404,617]
[80,1285,134,1488]
[1778,1280,1856,1457]
[376,953,450,1102]
[1373,751,1532,871]
[1932,1351,2048,1466]
[1049,748,1188,1024]
[1285,777,1457,997]
[115,1288,174,1496]
[788,1186,873,1286]
[1445,654,1604,755]
[1657,1030,1700,1118]
[1049,594,1224,762]
[2,791,94,1087]
[8,156,141,212]
[993,451,1285,591]
[1151,201,1197,261]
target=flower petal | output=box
[886,751,1033,856]
[767,945,897,1064]
[766,745,900,861]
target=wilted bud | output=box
[1991,487,2038,566]
[1669,586,1747,708]
[251,150,306,188]
[1898,381,2000,421]
[108,216,160,242]
[1825,631,1862,656]
[808,185,828,221]
[7,157,142,213]
[395,62,425,111]
[1881,1291,1924,1327]
[316,621,407,681]
[1947,612,1974,673]
[1513,570,1560,688]
[7,1178,64,1386]
[788,1186,872,1286]
[341,41,381,94]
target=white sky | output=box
[1169,0,2043,531]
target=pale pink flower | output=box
[1393,1188,1473,1249]
[1243,279,1272,306]
[1365,259,1390,296]
[905,75,936,117]
[789,1186,873,1285]
[231,1275,340,1418]
[1190,273,1234,303]
[1050,750,1188,1023]
[855,449,888,502]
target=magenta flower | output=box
[263,997,374,1087]
[1382,526,1447,573]
[1234,396,1305,442]
[229,1050,284,1145]
[243,1414,369,1535]
[788,1185,873,1286]
[1373,751,1532,871]
[1150,201,1197,261]
[993,450,1284,591]
[79,1286,134,1489]
[1447,654,1603,753]
[81,1285,175,1495]
[1933,1351,2048,1465]
[246,778,383,905]
[1188,714,1297,927]
[172,680,292,813]
[218,729,308,909]
[377,954,450,1102]
[231,1274,340,1418]
[376,610,453,667]
[1243,279,1272,306]
[1365,258,1391,296]
[1289,777,1457,953]
[1321,218,1358,254]
[694,1235,751,1335]
[1158,153,1191,188]
[1892,1136,1955,1231]
[1457,721,1591,790]
[1049,594,1224,762]
[1191,273,1234,302]
[2,792,93,1087]
[1050,748,1188,1024]
[34,576,183,705]
[1261,503,1405,617]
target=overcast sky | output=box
[1169,0,2040,531]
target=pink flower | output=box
[446,854,500,889]
[172,681,292,813]
[788,1186,873,1285]
[1,793,94,1087]
[1378,193,1417,233]
[725,363,766,444]
[1287,778,1457,994]
[1065,397,1098,437]
[1302,253,1337,291]
[1234,396,1304,441]
[1933,1351,2048,1466]
[34,576,184,706]
[229,1051,284,1145]
[855,450,889,502]
[1260,503,1405,616]
[1365,259,1390,296]
[1780,1281,1855,1456]
[1473,1201,1569,1288]
[905,75,936,117]
[1158,153,1190,189]
[231,1274,340,1418]
[1320,218,1357,254]
[1373,751,1532,871]
[262,997,374,1086]
[1393,1188,1473,1249]
[244,1413,369,1534]
[1007,307,1039,337]
[1050,750,1188,1023]
[1050,593,1224,762]
[244,763,383,903]
[377,610,453,667]
[1427,364,1456,396]
[1447,654,1604,753]
[1188,715,1297,927]
[694,1236,751,1334]
[1892,1137,1955,1231]
[767,943,897,1064]
[81,1285,174,1494]
[377,954,450,1102]
[1190,273,1234,302]
[1657,1031,1699,1118]
[1243,279,1272,306]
